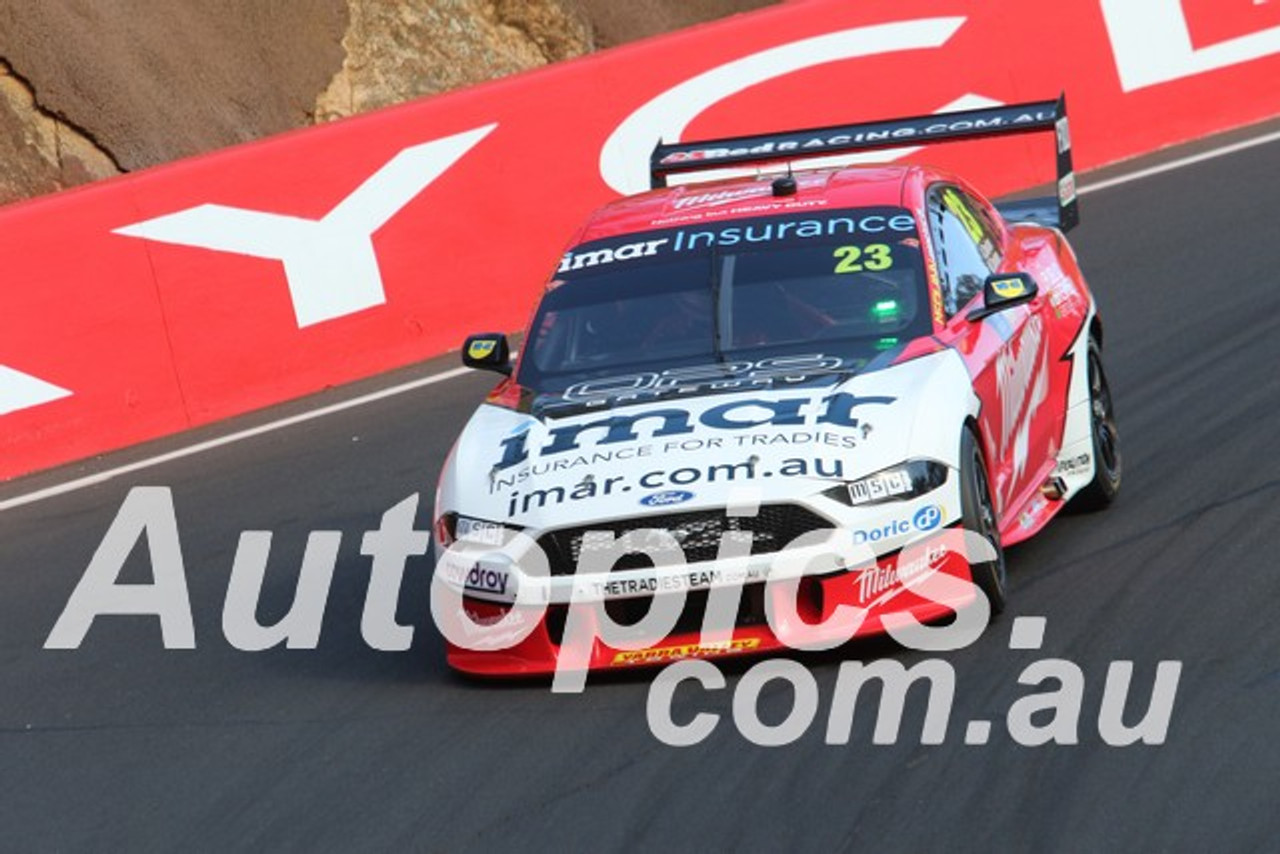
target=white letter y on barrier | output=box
[114,125,497,327]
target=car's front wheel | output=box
[960,427,1007,614]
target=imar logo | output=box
[114,125,497,328]
[495,392,895,470]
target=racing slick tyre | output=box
[1073,337,1122,511]
[960,427,1007,615]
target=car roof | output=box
[570,164,937,245]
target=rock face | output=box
[0,60,118,203]
[0,0,777,206]
[314,0,594,122]
[580,0,777,48]
[0,0,349,203]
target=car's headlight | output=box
[824,460,948,507]
[435,513,519,547]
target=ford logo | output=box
[640,490,695,507]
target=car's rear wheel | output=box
[960,427,1007,615]
[1073,337,1122,510]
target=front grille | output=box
[536,504,832,576]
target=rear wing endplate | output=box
[650,95,1078,231]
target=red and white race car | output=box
[433,98,1121,675]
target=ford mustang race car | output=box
[433,97,1121,675]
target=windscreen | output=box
[519,208,930,393]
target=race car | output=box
[433,97,1121,675]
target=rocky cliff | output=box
[0,0,775,205]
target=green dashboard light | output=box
[871,299,900,322]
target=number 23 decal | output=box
[834,243,892,273]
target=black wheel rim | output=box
[1089,352,1120,477]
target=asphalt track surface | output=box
[3,127,1280,851]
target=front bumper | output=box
[442,525,978,676]
[436,476,968,675]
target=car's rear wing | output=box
[649,95,1078,231]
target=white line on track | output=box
[5,125,1280,513]
[1078,128,1280,196]
[0,366,472,511]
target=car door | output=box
[927,183,1054,520]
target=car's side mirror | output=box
[462,333,512,375]
[967,273,1038,321]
